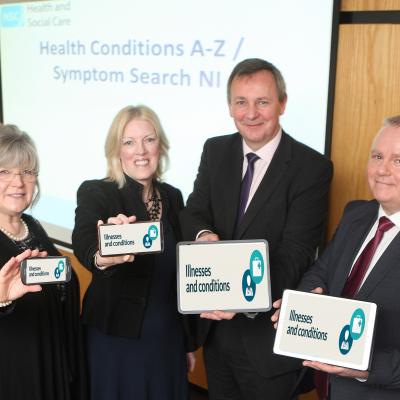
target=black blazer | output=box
[298,200,400,399]
[180,131,333,377]
[0,214,87,400]
[72,176,191,344]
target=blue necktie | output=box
[237,152,259,223]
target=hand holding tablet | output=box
[177,240,271,314]
[273,290,377,371]
[98,219,163,257]
[21,256,71,285]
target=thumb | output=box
[311,287,324,294]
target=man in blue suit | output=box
[180,58,333,400]
[273,115,400,399]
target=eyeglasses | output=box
[0,169,38,182]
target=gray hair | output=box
[384,115,400,128]
[0,124,40,205]
[227,58,287,103]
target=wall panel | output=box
[328,23,400,237]
[341,0,400,11]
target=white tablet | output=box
[273,289,377,370]
[177,240,271,314]
[98,221,163,256]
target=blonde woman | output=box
[72,105,196,400]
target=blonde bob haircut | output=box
[0,124,40,205]
[105,105,170,188]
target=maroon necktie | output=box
[342,216,394,298]
[237,152,259,223]
[314,216,394,400]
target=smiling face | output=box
[0,167,35,218]
[228,70,287,150]
[119,118,160,187]
[367,125,400,214]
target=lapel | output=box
[220,134,244,238]
[329,208,377,296]
[119,175,148,220]
[157,183,170,216]
[326,201,400,301]
[235,132,291,238]
[356,231,400,300]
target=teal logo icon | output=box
[143,224,158,248]
[148,225,158,240]
[54,260,65,280]
[1,5,24,27]
[242,270,256,302]
[250,250,264,284]
[338,325,353,355]
[349,308,365,340]
[242,249,266,301]
[143,234,152,248]
[338,308,366,355]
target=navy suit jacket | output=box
[180,131,333,377]
[298,200,400,399]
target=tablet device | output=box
[98,221,163,256]
[21,256,71,285]
[273,289,377,370]
[177,239,271,314]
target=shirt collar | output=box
[242,128,282,161]
[378,205,400,227]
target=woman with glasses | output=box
[0,124,87,400]
[72,105,196,400]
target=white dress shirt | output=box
[350,206,400,289]
[241,128,282,213]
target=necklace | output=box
[145,188,161,221]
[0,218,29,241]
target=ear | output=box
[228,102,234,118]
[279,95,288,115]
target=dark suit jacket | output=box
[298,200,400,399]
[72,175,195,350]
[180,131,333,377]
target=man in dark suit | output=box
[180,58,333,399]
[272,115,400,399]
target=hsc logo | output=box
[1,5,24,28]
